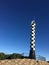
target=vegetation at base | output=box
[47,61,49,63]
[0,52,47,61]
[0,52,26,60]
[0,53,6,60]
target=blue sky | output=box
[0,0,49,61]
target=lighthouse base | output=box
[29,49,36,59]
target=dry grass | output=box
[0,59,49,65]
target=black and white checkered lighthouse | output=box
[29,20,36,59]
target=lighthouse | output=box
[29,20,36,59]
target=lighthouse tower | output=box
[29,20,36,59]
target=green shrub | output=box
[9,53,22,59]
[0,52,6,60]
[0,52,23,59]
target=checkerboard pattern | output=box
[30,20,36,50]
[29,20,36,59]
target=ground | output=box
[0,59,49,65]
